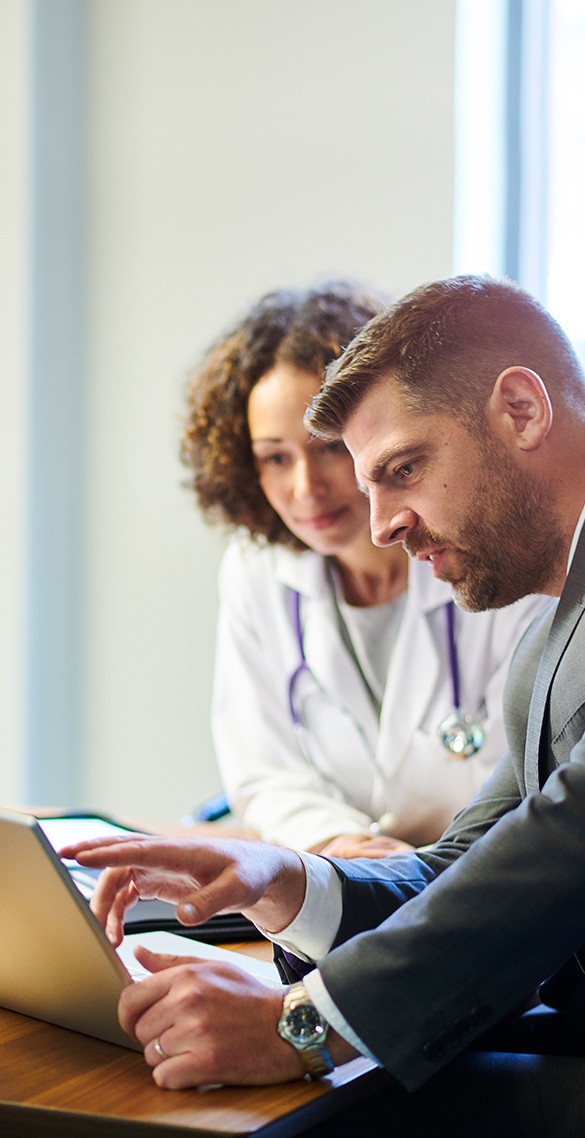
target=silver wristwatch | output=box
[277,981,334,1079]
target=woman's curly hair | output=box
[181,280,389,549]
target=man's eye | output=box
[398,462,415,477]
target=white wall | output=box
[0,0,29,805]
[4,0,457,825]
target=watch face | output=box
[285,1004,326,1043]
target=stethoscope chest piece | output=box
[439,600,485,758]
[369,812,397,837]
[438,711,485,759]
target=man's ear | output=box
[486,366,553,451]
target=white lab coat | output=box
[212,536,547,849]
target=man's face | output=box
[342,377,564,610]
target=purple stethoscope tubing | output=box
[445,599,461,711]
[290,590,461,714]
[289,591,484,758]
[288,590,309,727]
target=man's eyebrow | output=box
[367,445,416,484]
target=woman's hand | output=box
[59,834,306,946]
[309,832,414,859]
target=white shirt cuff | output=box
[257,852,380,1065]
[256,851,342,960]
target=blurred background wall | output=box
[2,0,478,824]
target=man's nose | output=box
[370,499,417,547]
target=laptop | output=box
[37,812,260,943]
[0,807,280,1051]
[0,806,142,1049]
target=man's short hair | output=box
[305,274,585,440]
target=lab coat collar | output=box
[270,542,453,616]
[271,545,336,600]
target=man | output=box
[63,276,585,1134]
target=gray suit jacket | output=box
[316,524,585,1092]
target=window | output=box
[454,0,585,362]
[545,0,585,361]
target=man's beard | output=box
[405,443,565,611]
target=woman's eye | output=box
[259,452,287,467]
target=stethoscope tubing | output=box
[288,590,309,728]
[445,600,461,711]
[288,590,484,760]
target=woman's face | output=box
[247,364,371,555]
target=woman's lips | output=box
[299,506,347,530]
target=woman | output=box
[181,282,544,857]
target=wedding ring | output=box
[154,1035,169,1060]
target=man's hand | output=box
[310,832,414,859]
[112,947,358,1089]
[120,947,306,1088]
[59,834,306,947]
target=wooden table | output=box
[0,1005,391,1138]
[0,810,393,1134]
[0,932,392,1138]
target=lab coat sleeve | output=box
[212,541,376,848]
[330,750,524,944]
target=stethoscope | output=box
[288,589,379,789]
[437,601,485,759]
[288,591,485,763]
[288,591,485,837]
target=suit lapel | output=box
[524,523,585,793]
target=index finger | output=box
[59,833,152,861]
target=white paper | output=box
[117,929,281,986]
